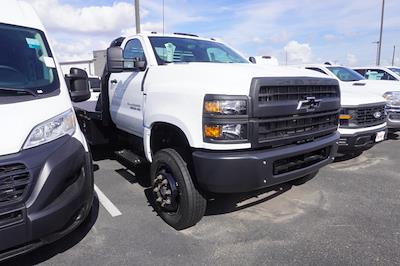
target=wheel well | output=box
[150,123,191,155]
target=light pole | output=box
[373,41,380,65]
[392,45,397,66]
[135,0,141,34]
[377,0,385,66]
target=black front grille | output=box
[0,163,31,207]
[273,147,330,175]
[255,111,339,147]
[258,85,339,103]
[342,105,386,128]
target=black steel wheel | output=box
[150,148,206,230]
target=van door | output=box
[109,38,147,137]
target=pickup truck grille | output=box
[0,163,31,207]
[249,77,340,148]
[255,111,339,147]
[258,85,338,102]
[341,105,386,128]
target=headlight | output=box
[383,91,400,106]
[203,95,249,143]
[339,108,357,127]
[204,123,247,141]
[204,98,247,116]
[23,109,76,150]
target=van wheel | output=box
[150,148,206,230]
[290,171,318,186]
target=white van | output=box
[0,1,93,260]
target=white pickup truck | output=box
[70,33,341,229]
[302,64,388,153]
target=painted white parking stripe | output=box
[94,184,122,217]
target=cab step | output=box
[114,149,145,166]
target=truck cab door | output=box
[108,38,147,137]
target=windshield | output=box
[327,66,365,82]
[0,23,59,98]
[389,68,400,76]
[148,37,248,64]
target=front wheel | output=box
[150,149,207,230]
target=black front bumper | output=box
[337,127,387,153]
[0,136,94,261]
[192,132,339,193]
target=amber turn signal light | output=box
[204,125,222,138]
[339,114,352,120]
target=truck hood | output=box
[341,80,400,97]
[148,63,333,96]
[0,96,72,156]
[339,85,386,106]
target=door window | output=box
[123,39,146,61]
[364,69,396,80]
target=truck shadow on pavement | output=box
[387,131,399,140]
[204,183,294,216]
[4,196,100,266]
[114,159,307,217]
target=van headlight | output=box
[23,109,76,150]
[383,91,400,107]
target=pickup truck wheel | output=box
[150,148,206,230]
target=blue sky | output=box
[29,0,400,66]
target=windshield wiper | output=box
[0,87,37,97]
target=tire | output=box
[290,171,318,186]
[150,148,207,230]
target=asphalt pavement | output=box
[4,133,400,265]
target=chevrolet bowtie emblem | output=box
[297,97,321,112]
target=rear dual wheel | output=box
[150,149,207,230]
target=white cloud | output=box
[323,34,337,42]
[284,41,312,64]
[23,0,205,61]
[29,0,138,34]
[346,53,358,66]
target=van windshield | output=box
[327,66,365,82]
[148,36,248,64]
[0,23,59,98]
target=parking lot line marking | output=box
[94,184,122,217]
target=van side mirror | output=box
[65,68,91,102]
[107,47,147,73]
[249,57,257,64]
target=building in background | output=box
[60,50,106,77]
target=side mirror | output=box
[107,47,147,73]
[249,57,257,64]
[65,68,91,102]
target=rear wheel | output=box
[150,148,207,230]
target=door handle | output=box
[110,79,118,84]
